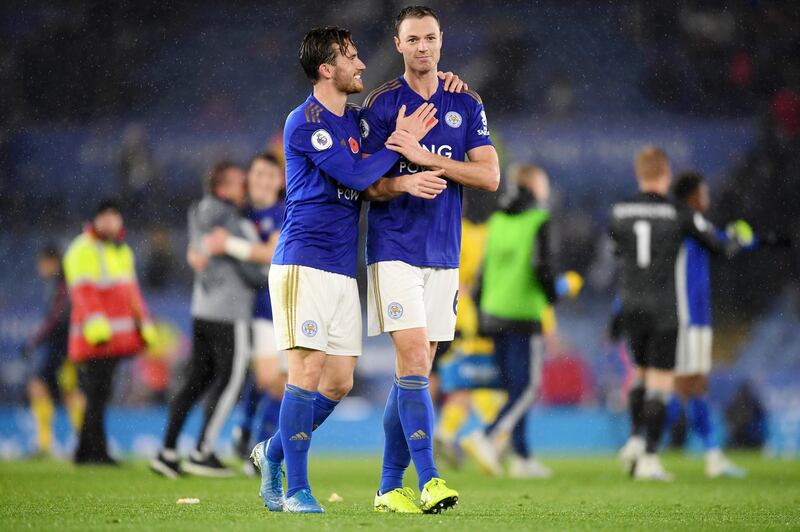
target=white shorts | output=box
[269,264,362,356]
[675,325,713,376]
[367,261,459,342]
[252,318,285,363]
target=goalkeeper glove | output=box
[555,271,584,299]
[83,315,112,346]
[726,219,754,247]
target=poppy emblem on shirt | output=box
[445,111,462,128]
[301,320,318,337]
[348,137,360,154]
[387,302,404,320]
[311,129,332,151]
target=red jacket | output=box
[63,227,149,362]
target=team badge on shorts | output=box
[311,129,332,151]
[453,290,459,315]
[301,320,318,337]
[445,111,462,128]
[387,302,404,320]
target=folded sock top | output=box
[395,375,429,390]
[285,384,316,401]
[315,391,339,409]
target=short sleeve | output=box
[359,104,391,155]
[465,99,493,152]
[288,122,342,166]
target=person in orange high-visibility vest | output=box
[63,198,157,465]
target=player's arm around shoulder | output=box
[678,203,739,257]
[385,90,500,192]
[362,99,447,201]
[202,227,278,265]
[363,168,447,201]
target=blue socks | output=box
[267,390,339,464]
[665,395,683,430]
[279,384,315,497]
[380,379,411,494]
[396,375,439,490]
[688,396,715,450]
[255,392,281,442]
[663,394,716,450]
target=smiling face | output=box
[395,15,442,75]
[328,40,365,95]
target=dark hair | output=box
[251,152,281,168]
[673,171,705,200]
[299,26,354,82]
[94,197,122,218]
[395,5,440,35]
[205,160,240,195]
[38,242,61,260]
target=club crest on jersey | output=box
[348,136,359,154]
[301,320,318,337]
[445,111,462,128]
[311,129,332,151]
[387,302,404,320]
[360,118,370,139]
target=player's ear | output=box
[318,63,333,81]
[394,35,402,54]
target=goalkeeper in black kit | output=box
[610,146,751,481]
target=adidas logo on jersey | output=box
[289,432,310,441]
[409,430,428,441]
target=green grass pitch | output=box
[1,453,798,530]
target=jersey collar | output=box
[398,75,442,102]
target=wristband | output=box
[225,236,253,261]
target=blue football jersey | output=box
[247,200,285,320]
[273,94,400,277]
[360,76,493,268]
[677,236,713,327]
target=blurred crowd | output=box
[1,2,798,426]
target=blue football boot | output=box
[283,489,324,513]
[250,438,285,512]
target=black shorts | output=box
[623,310,677,370]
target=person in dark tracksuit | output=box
[150,161,268,478]
[461,164,582,478]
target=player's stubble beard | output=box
[334,68,364,95]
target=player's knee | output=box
[319,377,352,401]
[397,358,431,378]
[691,375,707,396]
[396,346,431,377]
